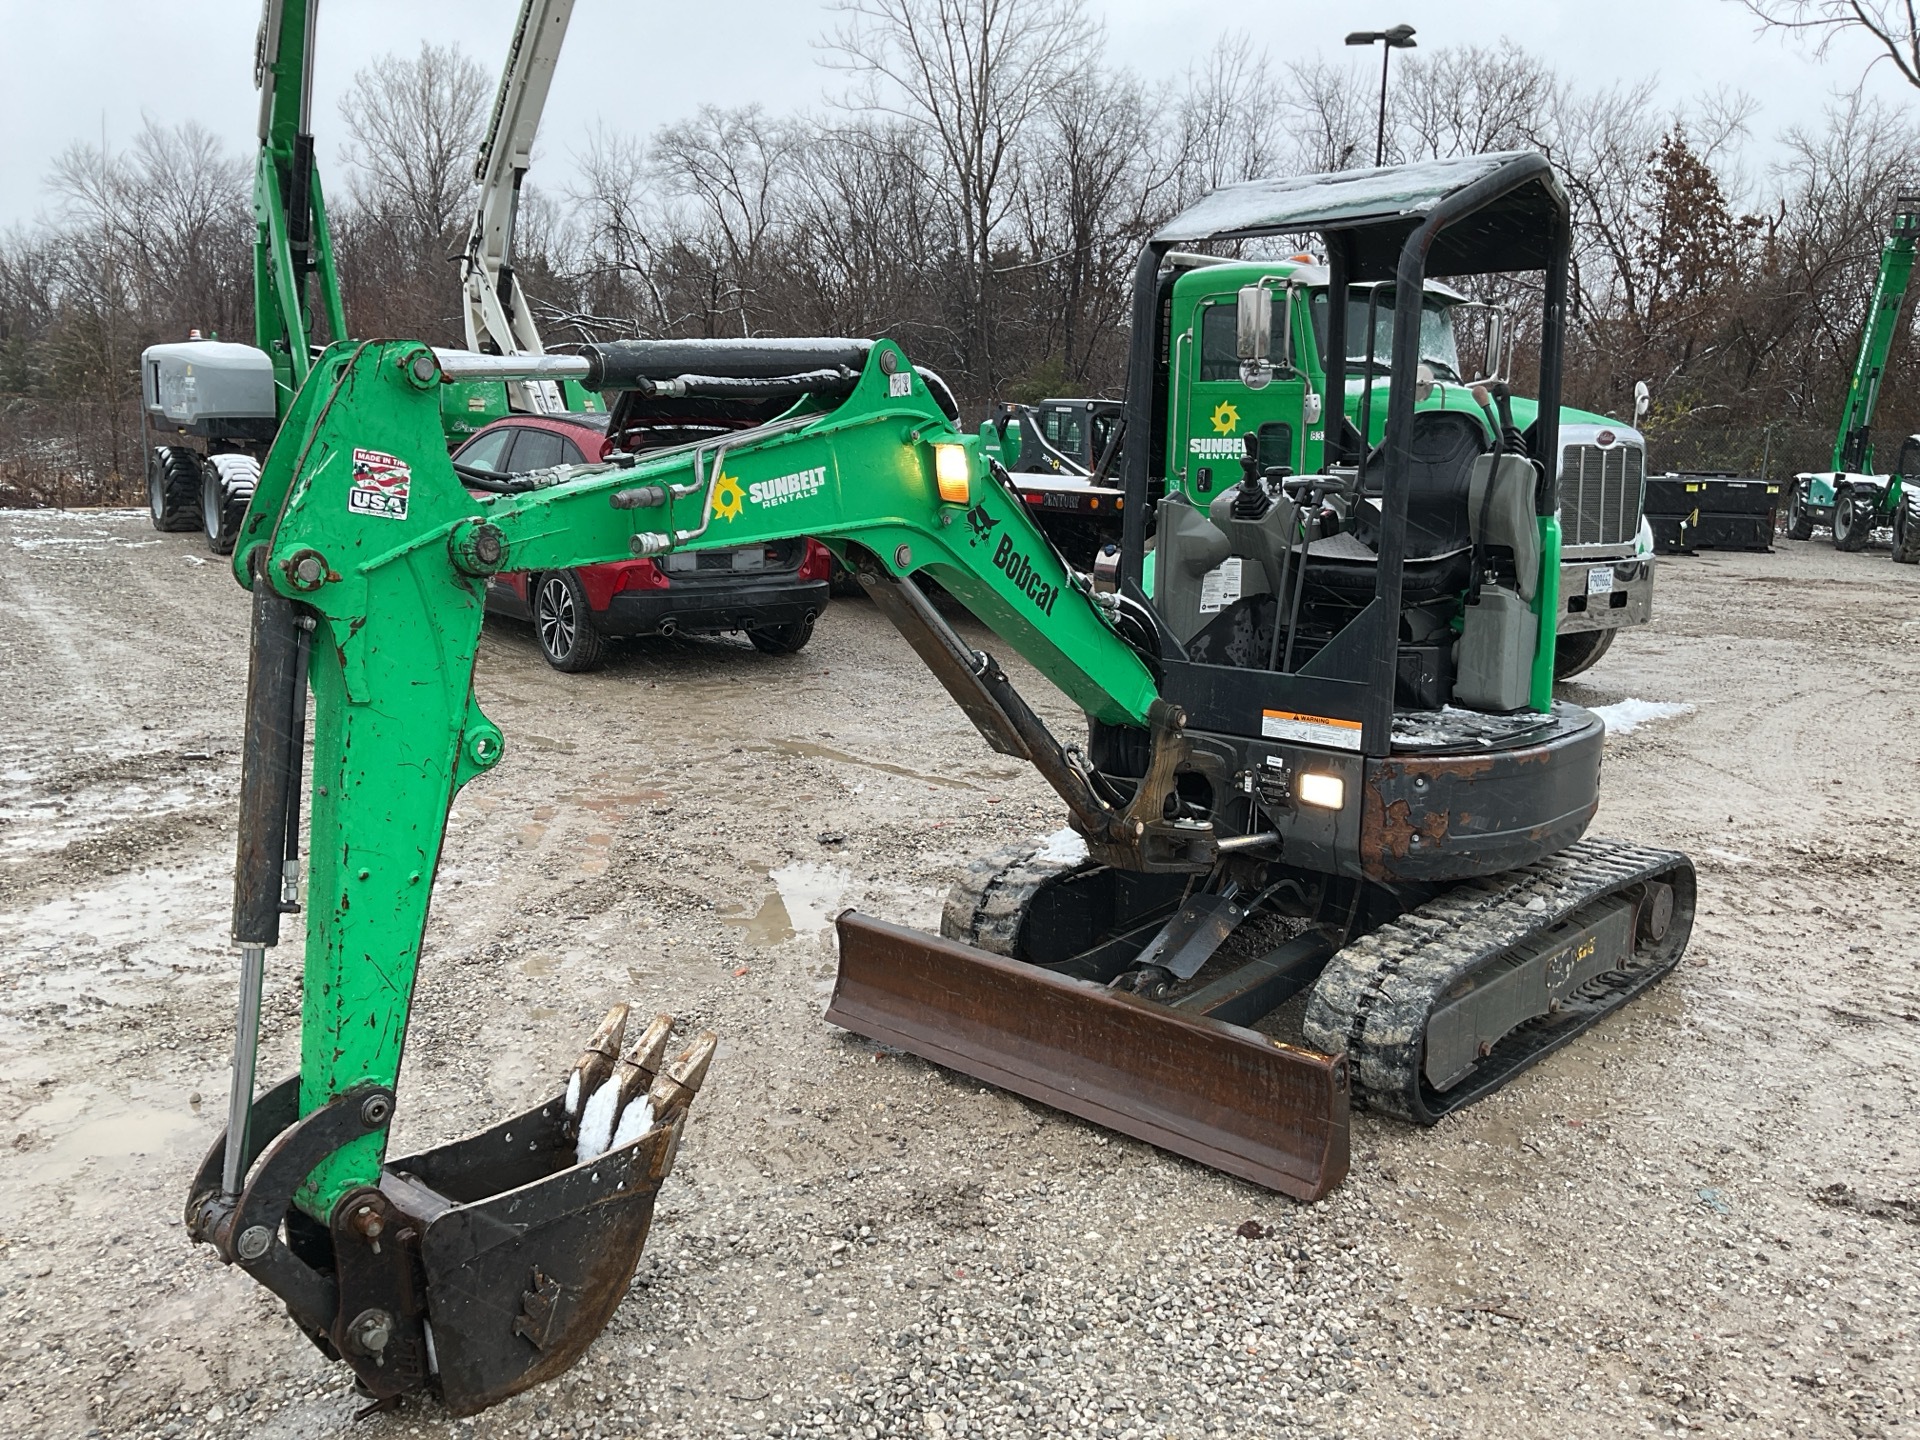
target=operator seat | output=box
[1302,408,1486,606]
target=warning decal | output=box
[349,448,411,520]
[1260,708,1362,751]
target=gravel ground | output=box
[0,507,1915,1440]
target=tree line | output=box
[3,0,1916,505]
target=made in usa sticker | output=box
[348,448,411,520]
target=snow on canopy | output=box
[1154,151,1541,244]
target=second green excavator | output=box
[196,151,1695,1413]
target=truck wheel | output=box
[1783,483,1814,541]
[148,447,200,532]
[1893,490,1920,565]
[201,455,258,556]
[533,571,607,673]
[748,612,817,655]
[1552,628,1615,681]
[1833,489,1873,551]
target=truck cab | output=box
[1154,256,1654,676]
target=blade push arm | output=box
[232,338,1164,1216]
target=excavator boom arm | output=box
[231,338,1160,1216]
[252,0,346,409]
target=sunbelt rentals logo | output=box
[711,464,828,522]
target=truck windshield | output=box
[1310,290,1462,381]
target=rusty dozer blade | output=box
[185,1013,718,1417]
[829,914,1349,1201]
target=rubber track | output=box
[940,842,1092,956]
[1301,837,1695,1124]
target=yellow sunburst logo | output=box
[1210,401,1241,435]
[712,472,745,521]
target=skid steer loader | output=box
[195,150,1693,1411]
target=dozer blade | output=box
[829,914,1349,1200]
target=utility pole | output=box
[1345,25,1417,167]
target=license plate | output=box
[1586,565,1614,596]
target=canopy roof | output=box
[1154,151,1566,281]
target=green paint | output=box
[236,340,1158,1215]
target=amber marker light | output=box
[934,444,971,504]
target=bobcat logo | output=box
[964,502,998,547]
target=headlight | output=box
[1296,773,1345,810]
[933,444,971,505]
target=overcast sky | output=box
[1,0,1909,230]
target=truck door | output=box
[1179,293,1306,504]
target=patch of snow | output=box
[769,861,850,933]
[575,1075,622,1165]
[1034,827,1089,865]
[1589,698,1694,736]
[611,1096,655,1151]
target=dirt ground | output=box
[0,507,1915,1440]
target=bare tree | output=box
[826,0,1099,390]
[1171,34,1283,200]
[1737,0,1920,87]
[338,42,490,243]
[651,106,808,336]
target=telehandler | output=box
[194,150,1694,1412]
[1788,193,1920,559]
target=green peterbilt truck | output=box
[994,255,1655,677]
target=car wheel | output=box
[1833,489,1873,552]
[533,571,607,672]
[1783,483,1814,541]
[1552,628,1615,681]
[148,447,200,532]
[747,612,816,655]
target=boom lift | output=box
[143,0,346,554]
[459,0,601,419]
[195,153,1695,1410]
[1788,194,1920,560]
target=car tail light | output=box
[798,540,833,582]
[616,559,670,592]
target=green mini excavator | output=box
[193,151,1695,1413]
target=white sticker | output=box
[1587,564,1614,596]
[1197,556,1243,614]
[348,448,411,520]
[888,371,913,398]
[1260,709,1363,750]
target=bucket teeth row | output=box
[569,1009,717,1164]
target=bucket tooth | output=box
[646,1030,718,1124]
[564,1003,630,1118]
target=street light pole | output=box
[1345,25,1417,167]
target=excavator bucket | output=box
[829,914,1349,1200]
[186,1011,716,1416]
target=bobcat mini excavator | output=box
[194,151,1694,1412]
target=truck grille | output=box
[1559,443,1644,547]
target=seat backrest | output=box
[1468,452,1542,602]
[1358,409,1486,559]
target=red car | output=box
[453,413,832,671]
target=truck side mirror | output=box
[1236,286,1271,362]
[1482,312,1506,382]
[1633,380,1651,427]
